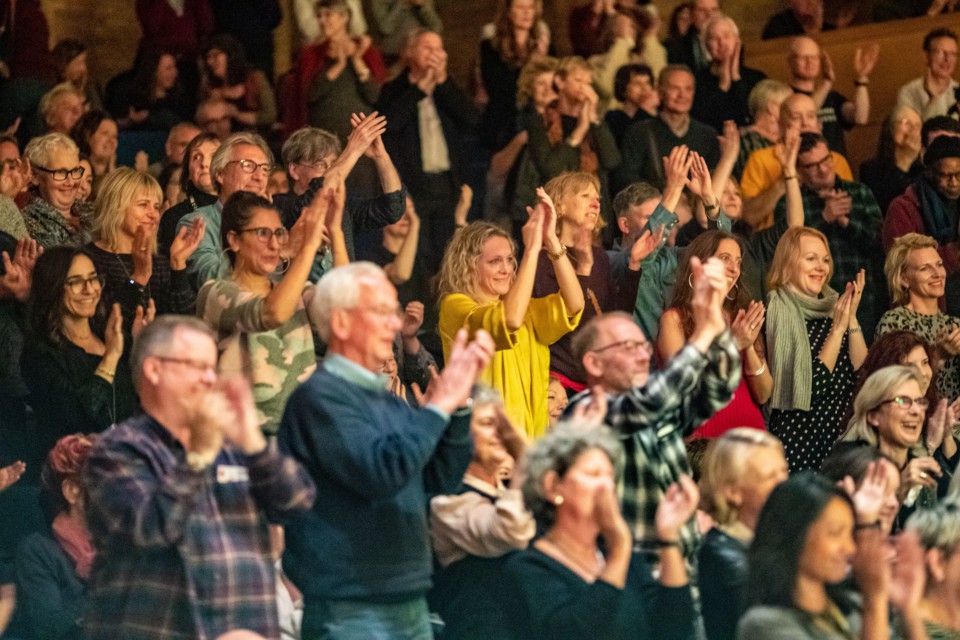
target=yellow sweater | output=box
[439,292,582,441]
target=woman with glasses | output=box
[766,227,867,472]
[437,195,584,441]
[86,168,203,331]
[840,366,958,525]
[658,230,771,437]
[196,189,340,436]
[20,246,136,464]
[21,133,92,249]
[878,233,960,402]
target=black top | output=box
[158,187,217,256]
[617,116,720,192]
[479,38,522,152]
[20,337,136,459]
[503,546,696,640]
[691,66,767,131]
[699,527,749,640]
[15,532,87,640]
[761,10,835,40]
[792,87,852,156]
[860,158,922,216]
[605,108,652,147]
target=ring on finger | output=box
[920,471,928,480]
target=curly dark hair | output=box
[131,50,184,109]
[203,34,250,87]
[70,109,114,158]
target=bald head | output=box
[780,93,820,134]
[788,36,821,81]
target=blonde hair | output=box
[39,82,82,124]
[543,171,604,235]
[767,226,832,293]
[700,429,784,525]
[885,233,940,307]
[555,56,591,81]
[748,79,792,120]
[92,168,163,254]
[23,132,77,169]
[841,365,927,457]
[516,56,558,110]
[437,221,514,301]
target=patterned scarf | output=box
[52,512,95,580]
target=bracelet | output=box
[547,243,568,261]
[95,366,115,380]
[854,520,881,531]
[748,362,767,377]
[653,538,681,548]
[783,174,797,181]
[854,80,869,87]
[847,326,862,335]
[704,198,720,211]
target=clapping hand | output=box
[347,111,388,158]
[132,298,156,338]
[169,217,205,270]
[839,461,890,526]
[627,225,664,270]
[655,475,700,542]
[730,300,765,350]
[853,44,880,81]
[0,238,41,301]
[570,386,608,430]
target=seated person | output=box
[896,28,959,121]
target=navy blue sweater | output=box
[278,364,472,602]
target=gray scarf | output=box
[767,285,838,411]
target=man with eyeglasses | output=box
[82,315,315,639]
[774,131,885,336]
[896,28,959,121]
[278,262,493,639]
[567,257,739,564]
[176,131,278,289]
[886,134,960,316]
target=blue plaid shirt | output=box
[83,414,316,640]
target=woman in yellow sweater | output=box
[438,190,584,440]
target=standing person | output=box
[479,0,549,153]
[690,16,767,132]
[372,0,443,62]
[765,227,867,472]
[208,0,283,79]
[785,36,877,157]
[278,263,494,640]
[196,189,337,436]
[377,29,480,273]
[82,315,316,639]
[896,28,959,121]
[859,106,923,215]
[438,195,584,440]
[567,255,740,562]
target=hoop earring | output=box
[688,273,694,289]
[275,257,290,275]
[726,282,738,301]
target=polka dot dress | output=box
[769,317,856,473]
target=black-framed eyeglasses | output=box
[34,164,85,181]
[590,339,650,355]
[798,154,833,172]
[64,274,104,294]
[879,396,929,410]
[935,170,960,183]
[238,227,290,244]
[154,356,218,376]
[225,159,272,174]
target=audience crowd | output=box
[3,0,960,638]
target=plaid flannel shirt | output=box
[566,331,740,561]
[83,414,316,640]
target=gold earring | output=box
[554,496,564,505]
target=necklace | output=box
[115,253,151,300]
[544,532,605,578]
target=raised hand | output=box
[685,152,715,204]
[104,304,125,360]
[131,224,154,285]
[0,461,25,492]
[521,199,546,252]
[718,120,740,162]
[655,475,700,541]
[839,461,890,526]
[628,224,664,270]
[0,238,41,301]
[689,256,728,344]
[774,125,800,174]
[662,145,694,209]
[847,269,865,327]
[169,217,205,270]
[853,44,880,80]
[937,324,960,356]
[534,186,563,253]
[730,300,765,350]
[346,111,388,158]
[400,301,424,339]
[423,329,495,414]
[820,189,853,225]
[831,286,852,331]
[132,298,156,338]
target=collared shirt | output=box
[83,413,316,640]
[177,199,225,290]
[566,331,741,560]
[325,352,449,419]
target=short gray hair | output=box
[521,422,624,529]
[210,131,274,191]
[906,497,960,555]
[309,262,388,342]
[130,315,215,390]
[748,79,792,119]
[38,82,82,123]
[281,127,342,167]
[24,132,78,168]
[612,182,661,217]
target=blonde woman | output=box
[438,194,584,440]
[878,232,960,400]
[86,167,204,330]
[698,429,788,640]
[766,226,867,472]
[532,171,648,392]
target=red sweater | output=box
[883,183,960,276]
[136,0,215,58]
